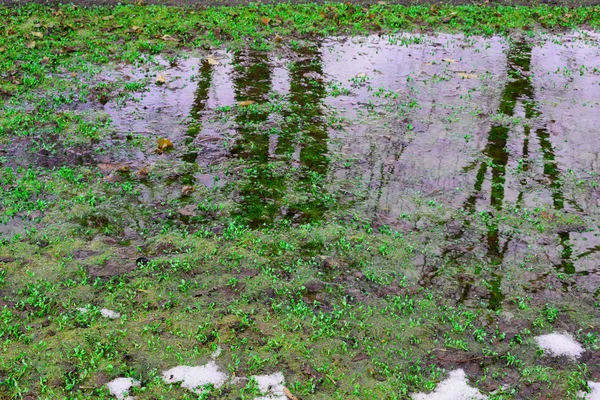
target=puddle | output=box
[3,31,595,311]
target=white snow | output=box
[412,369,487,400]
[162,350,227,394]
[534,332,584,360]
[106,377,140,400]
[579,381,600,399]
[100,308,122,319]
[253,372,286,400]
[77,307,121,319]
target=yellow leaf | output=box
[31,32,43,38]
[102,15,114,21]
[157,138,173,152]
[207,57,220,66]
[237,100,255,107]
[457,72,478,79]
[442,58,457,63]
[26,41,35,49]
[356,72,367,78]
[0,47,5,53]
[161,34,178,42]
[283,387,299,400]
[155,74,166,84]
[260,17,271,26]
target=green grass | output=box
[1,3,600,399]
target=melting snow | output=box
[253,372,286,400]
[534,332,584,359]
[100,308,121,319]
[412,369,487,400]
[162,349,227,394]
[579,381,600,399]
[106,377,139,400]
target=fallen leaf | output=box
[207,57,220,66]
[157,137,173,152]
[356,72,367,78]
[260,17,271,26]
[155,74,166,84]
[135,0,145,5]
[26,41,36,49]
[31,31,43,38]
[0,47,5,53]
[442,58,457,63]
[102,15,114,21]
[283,387,300,400]
[161,34,178,42]
[274,35,283,43]
[181,185,194,196]
[352,353,369,362]
[136,167,149,178]
[178,204,197,216]
[41,56,49,64]
[237,100,254,107]
[457,72,478,79]
[117,165,130,173]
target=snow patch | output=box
[162,360,227,394]
[100,308,121,319]
[412,369,487,400]
[253,372,286,400]
[534,332,584,359]
[106,377,140,400]
[77,307,121,319]
[579,381,600,399]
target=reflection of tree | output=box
[459,42,535,309]
[183,60,214,163]
[230,50,277,227]
[284,46,330,223]
[230,47,330,227]
[457,40,583,307]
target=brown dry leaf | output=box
[102,15,114,21]
[6,28,16,35]
[26,41,36,49]
[155,74,166,84]
[207,57,220,66]
[0,47,5,53]
[351,353,369,362]
[283,387,300,400]
[181,185,194,196]
[117,165,130,173]
[457,72,478,79]
[157,137,173,152]
[41,56,49,64]
[31,31,43,38]
[356,72,367,78]
[136,167,149,178]
[237,100,255,107]
[178,204,197,217]
[260,17,271,26]
[377,1,386,4]
[161,34,178,42]
[135,0,145,5]
[274,35,283,43]
[442,58,457,63]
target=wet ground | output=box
[2,28,600,398]
[88,32,600,305]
